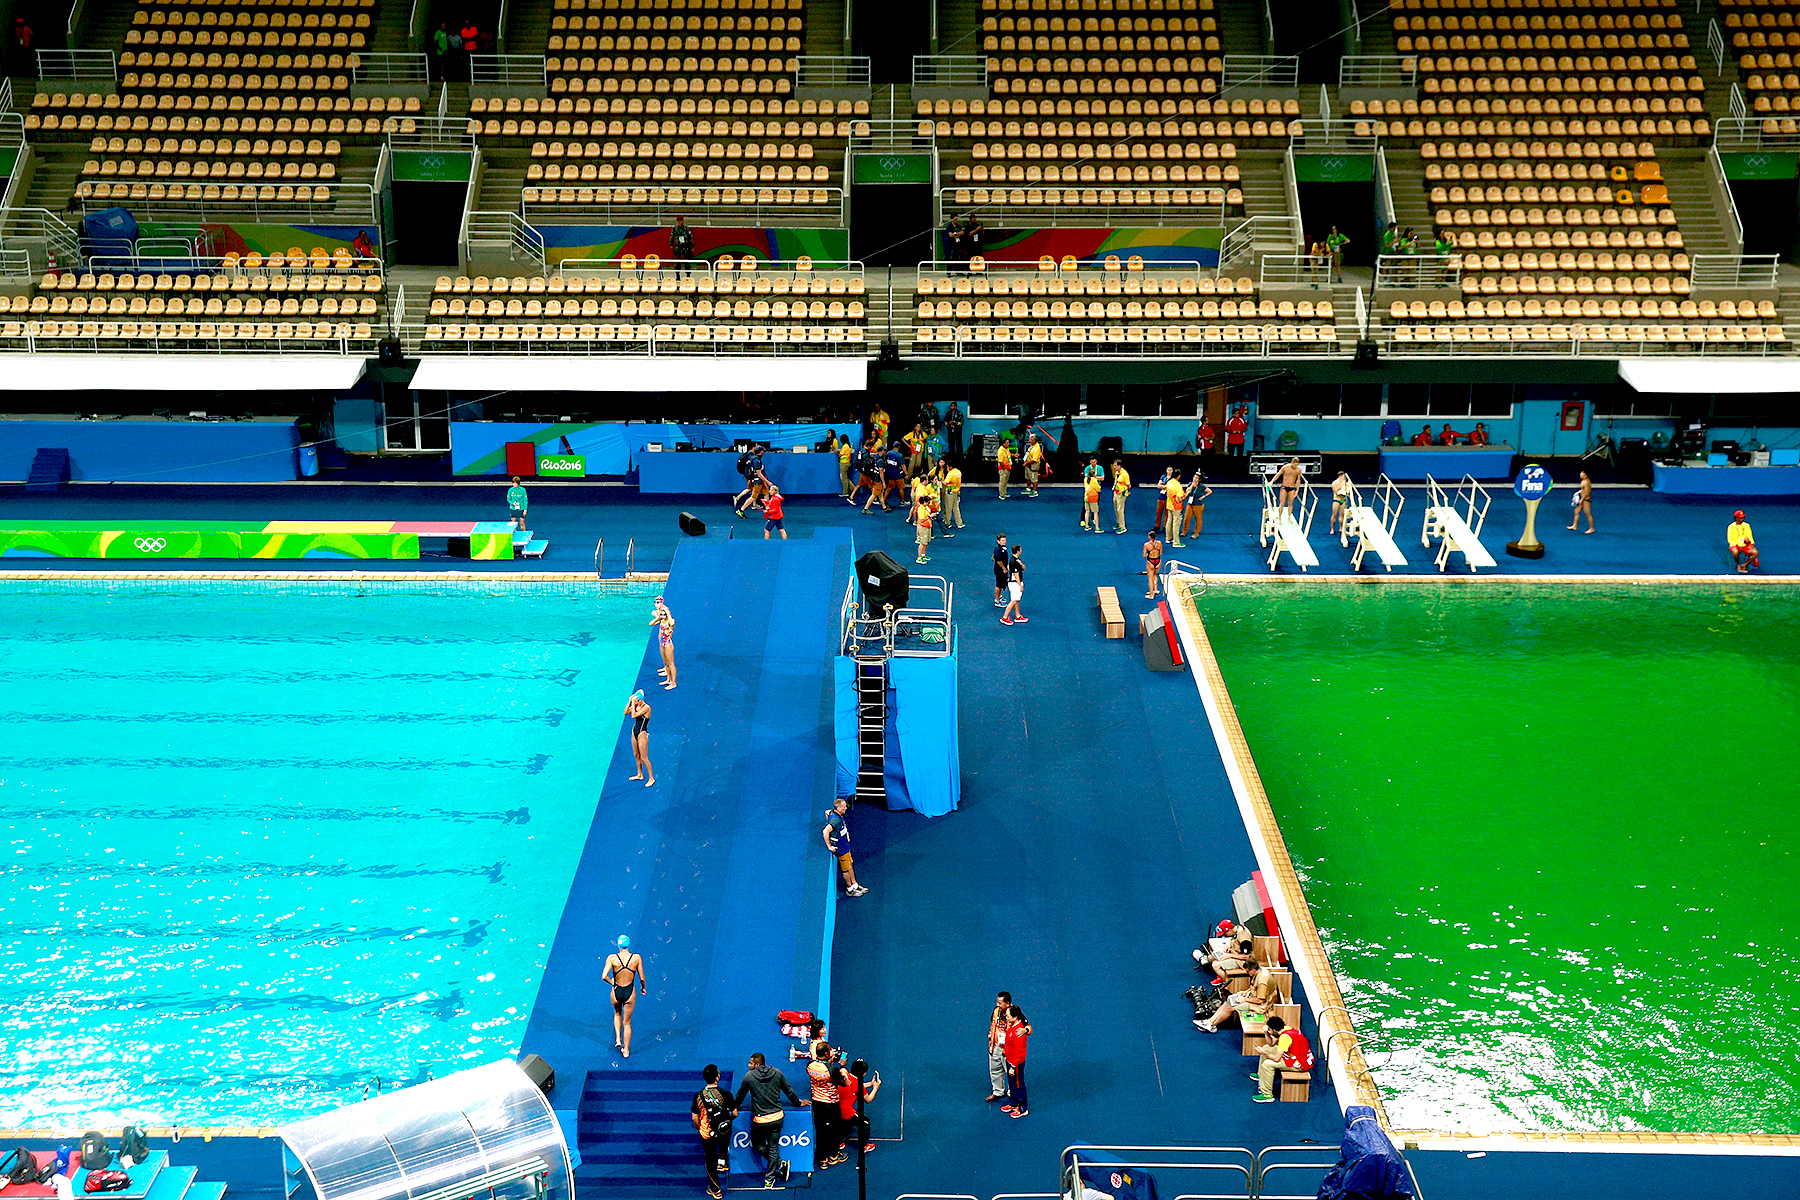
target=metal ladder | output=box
[854,656,887,804]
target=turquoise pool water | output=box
[0,580,655,1128]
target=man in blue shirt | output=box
[822,797,868,897]
[506,476,528,530]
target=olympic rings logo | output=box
[133,537,168,553]
[878,156,905,171]
[419,154,447,169]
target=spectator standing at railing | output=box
[1326,226,1349,282]
[944,215,968,269]
[966,214,986,262]
[1435,228,1456,258]
[431,23,450,81]
[670,217,697,277]
[460,20,480,79]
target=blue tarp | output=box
[1317,1107,1414,1200]
[82,207,138,260]
[833,657,858,799]
[886,651,961,819]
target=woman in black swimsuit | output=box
[1143,526,1163,599]
[603,934,647,1058]
[625,691,654,786]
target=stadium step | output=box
[1214,0,1267,56]
[578,1068,735,1192]
[26,447,70,492]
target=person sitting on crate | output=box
[1251,1016,1314,1104]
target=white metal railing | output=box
[1281,145,1302,243]
[1374,146,1395,233]
[0,247,32,279]
[913,55,987,87]
[353,52,429,85]
[465,210,545,270]
[796,56,871,88]
[4,207,82,265]
[1423,472,1492,571]
[0,325,379,355]
[1317,82,1330,124]
[1706,142,1746,255]
[0,111,22,150]
[1262,0,1277,46]
[915,256,1205,276]
[1375,253,1460,289]
[0,78,13,114]
[1713,116,1800,150]
[909,327,1343,359]
[389,117,477,150]
[1728,81,1747,121]
[524,189,846,226]
[35,49,117,81]
[1341,473,1405,572]
[74,183,381,225]
[0,145,27,216]
[1259,254,1330,286]
[1221,55,1298,92]
[1338,54,1416,88]
[496,0,510,53]
[890,574,953,657]
[1219,214,1301,266]
[410,0,429,52]
[1293,120,1377,150]
[1354,285,1367,337]
[1690,253,1780,288]
[561,256,863,276]
[67,0,89,46]
[1259,473,1317,570]
[849,117,923,149]
[1708,18,1727,77]
[471,55,548,87]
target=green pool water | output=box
[1198,581,1800,1135]
[0,579,655,1128]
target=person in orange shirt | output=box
[1163,470,1187,547]
[1081,471,1102,532]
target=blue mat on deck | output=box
[521,537,848,1112]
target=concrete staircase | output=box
[18,148,86,214]
[577,1069,736,1198]
[1235,149,1290,224]
[473,149,529,217]
[1659,151,1736,261]
[508,0,554,55]
[804,0,847,57]
[1215,0,1265,57]
[368,0,414,54]
[75,0,137,54]
[935,0,984,56]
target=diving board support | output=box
[1421,473,1496,573]
[1259,475,1319,572]
[1341,474,1407,572]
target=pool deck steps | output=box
[577,1068,734,1195]
[140,1164,198,1200]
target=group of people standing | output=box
[942,213,988,267]
[429,19,492,80]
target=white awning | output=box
[0,355,368,391]
[409,355,870,392]
[1617,358,1800,394]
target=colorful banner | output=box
[137,222,382,261]
[0,520,514,560]
[393,151,474,182]
[944,226,1224,266]
[453,421,860,476]
[534,225,850,266]
[852,153,933,184]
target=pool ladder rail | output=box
[593,537,636,579]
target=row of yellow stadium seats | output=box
[1457,273,1692,296]
[471,93,858,118]
[128,27,362,46]
[548,35,799,52]
[75,180,336,203]
[10,295,381,318]
[1749,94,1800,111]
[421,324,867,344]
[1451,250,1686,271]
[985,13,1212,31]
[1393,11,1681,33]
[139,0,374,8]
[1729,10,1800,26]
[965,138,1238,159]
[556,0,802,10]
[1422,73,1702,96]
[431,297,863,320]
[918,300,1307,320]
[40,269,379,292]
[919,275,1267,299]
[34,90,413,113]
[1759,117,1800,134]
[37,101,413,129]
[913,324,1336,345]
[121,70,352,90]
[987,33,1220,51]
[1416,52,1696,71]
[954,112,1239,135]
[1743,71,1800,89]
[954,165,1237,189]
[1391,298,1777,320]
[982,0,1215,12]
[3,320,375,341]
[548,74,795,96]
[467,116,848,139]
[1423,136,1656,159]
[83,159,338,181]
[551,11,798,30]
[1432,162,1662,187]
[528,162,828,184]
[436,275,864,297]
[988,53,1220,74]
[949,185,1235,207]
[1364,109,1705,141]
[31,112,385,135]
[89,135,341,157]
[1442,227,1684,250]
[1433,183,1667,204]
[1350,95,1688,119]
[919,96,1287,118]
[530,138,816,159]
[1435,205,1679,228]
[1394,31,1687,50]
[520,184,832,205]
[991,74,1220,96]
[547,54,795,74]
[121,49,358,69]
[134,7,370,25]
[1387,325,1785,345]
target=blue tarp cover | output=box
[1317,1107,1414,1200]
[833,657,858,798]
[886,652,961,818]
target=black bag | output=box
[2,1147,42,1186]
[118,1127,148,1168]
[80,1131,111,1171]
[1185,983,1224,1022]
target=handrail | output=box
[1293,119,1377,150]
[465,209,546,271]
[1705,143,1746,255]
[626,537,635,575]
[72,182,381,226]
[1728,81,1747,121]
[0,78,14,115]
[1373,146,1395,237]
[1221,55,1298,93]
[1354,286,1367,337]
[1317,82,1330,125]
[915,257,1206,276]
[1690,253,1779,288]
[353,52,430,85]
[67,0,89,48]
[1219,215,1301,268]
[471,54,548,87]
[1281,145,1302,250]
[1337,55,1416,88]
[388,117,477,150]
[913,55,987,87]
[0,145,28,216]
[409,0,429,53]
[34,49,117,81]
[1259,254,1329,287]
[1712,116,1800,150]
[496,0,510,53]
[796,56,871,88]
[593,537,604,578]
[1707,18,1727,77]
[524,189,847,227]
[1374,254,1460,290]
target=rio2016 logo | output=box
[133,537,169,553]
[731,1128,810,1149]
[538,457,584,474]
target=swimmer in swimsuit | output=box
[1276,458,1304,518]
[650,597,677,689]
[1143,527,1163,599]
[603,934,647,1057]
[625,690,654,787]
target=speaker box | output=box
[518,1053,555,1095]
[679,511,706,536]
[855,549,910,613]
[1097,435,1124,459]
[1352,338,1382,369]
[1140,602,1186,672]
[377,337,405,366]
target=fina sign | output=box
[1513,463,1553,500]
[536,453,587,476]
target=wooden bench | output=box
[1278,1070,1311,1102]
[1096,585,1124,638]
[1241,1013,1270,1056]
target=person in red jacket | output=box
[1411,426,1435,446]
[1252,1015,1314,1103]
[762,480,787,540]
[1001,1005,1031,1118]
[1224,406,1248,456]
[1196,420,1217,454]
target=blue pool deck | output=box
[1,480,1797,1200]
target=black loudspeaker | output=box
[1352,338,1382,369]
[1097,435,1124,459]
[679,511,706,536]
[377,337,405,366]
[855,550,910,613]
[518,1053,555,1095]
[1140,604,1186,672]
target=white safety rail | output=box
[35,50,117,81]
[913,56,988,87]
[796,56,871,88]
[1259,473,1319,572]
[1340,473,1407,572]
[471,55,549,88]
[353,53,430,85]
[1422,473,1496,573]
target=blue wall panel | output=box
[0,419,300,482]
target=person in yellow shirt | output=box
[1081,472,1102,532]
[941,463,963,536]
[1728,510,1760,572]
[1163,472,1186,547]
[836,435,855,497]
[914,491,937,565]
[1022,435,1044,497]
[869,406,889,446]
[908,475,936,527]
[996,441,1014,499]
[1111,462,1132,534]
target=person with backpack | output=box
[1252,1015,1313,1103]
[691,1065,736,1199]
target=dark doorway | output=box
[391,181,467,266]
[851,183,933,267]
[1297,181,1375,267]
[1730,178,1799,258]
[854,0,926,84]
